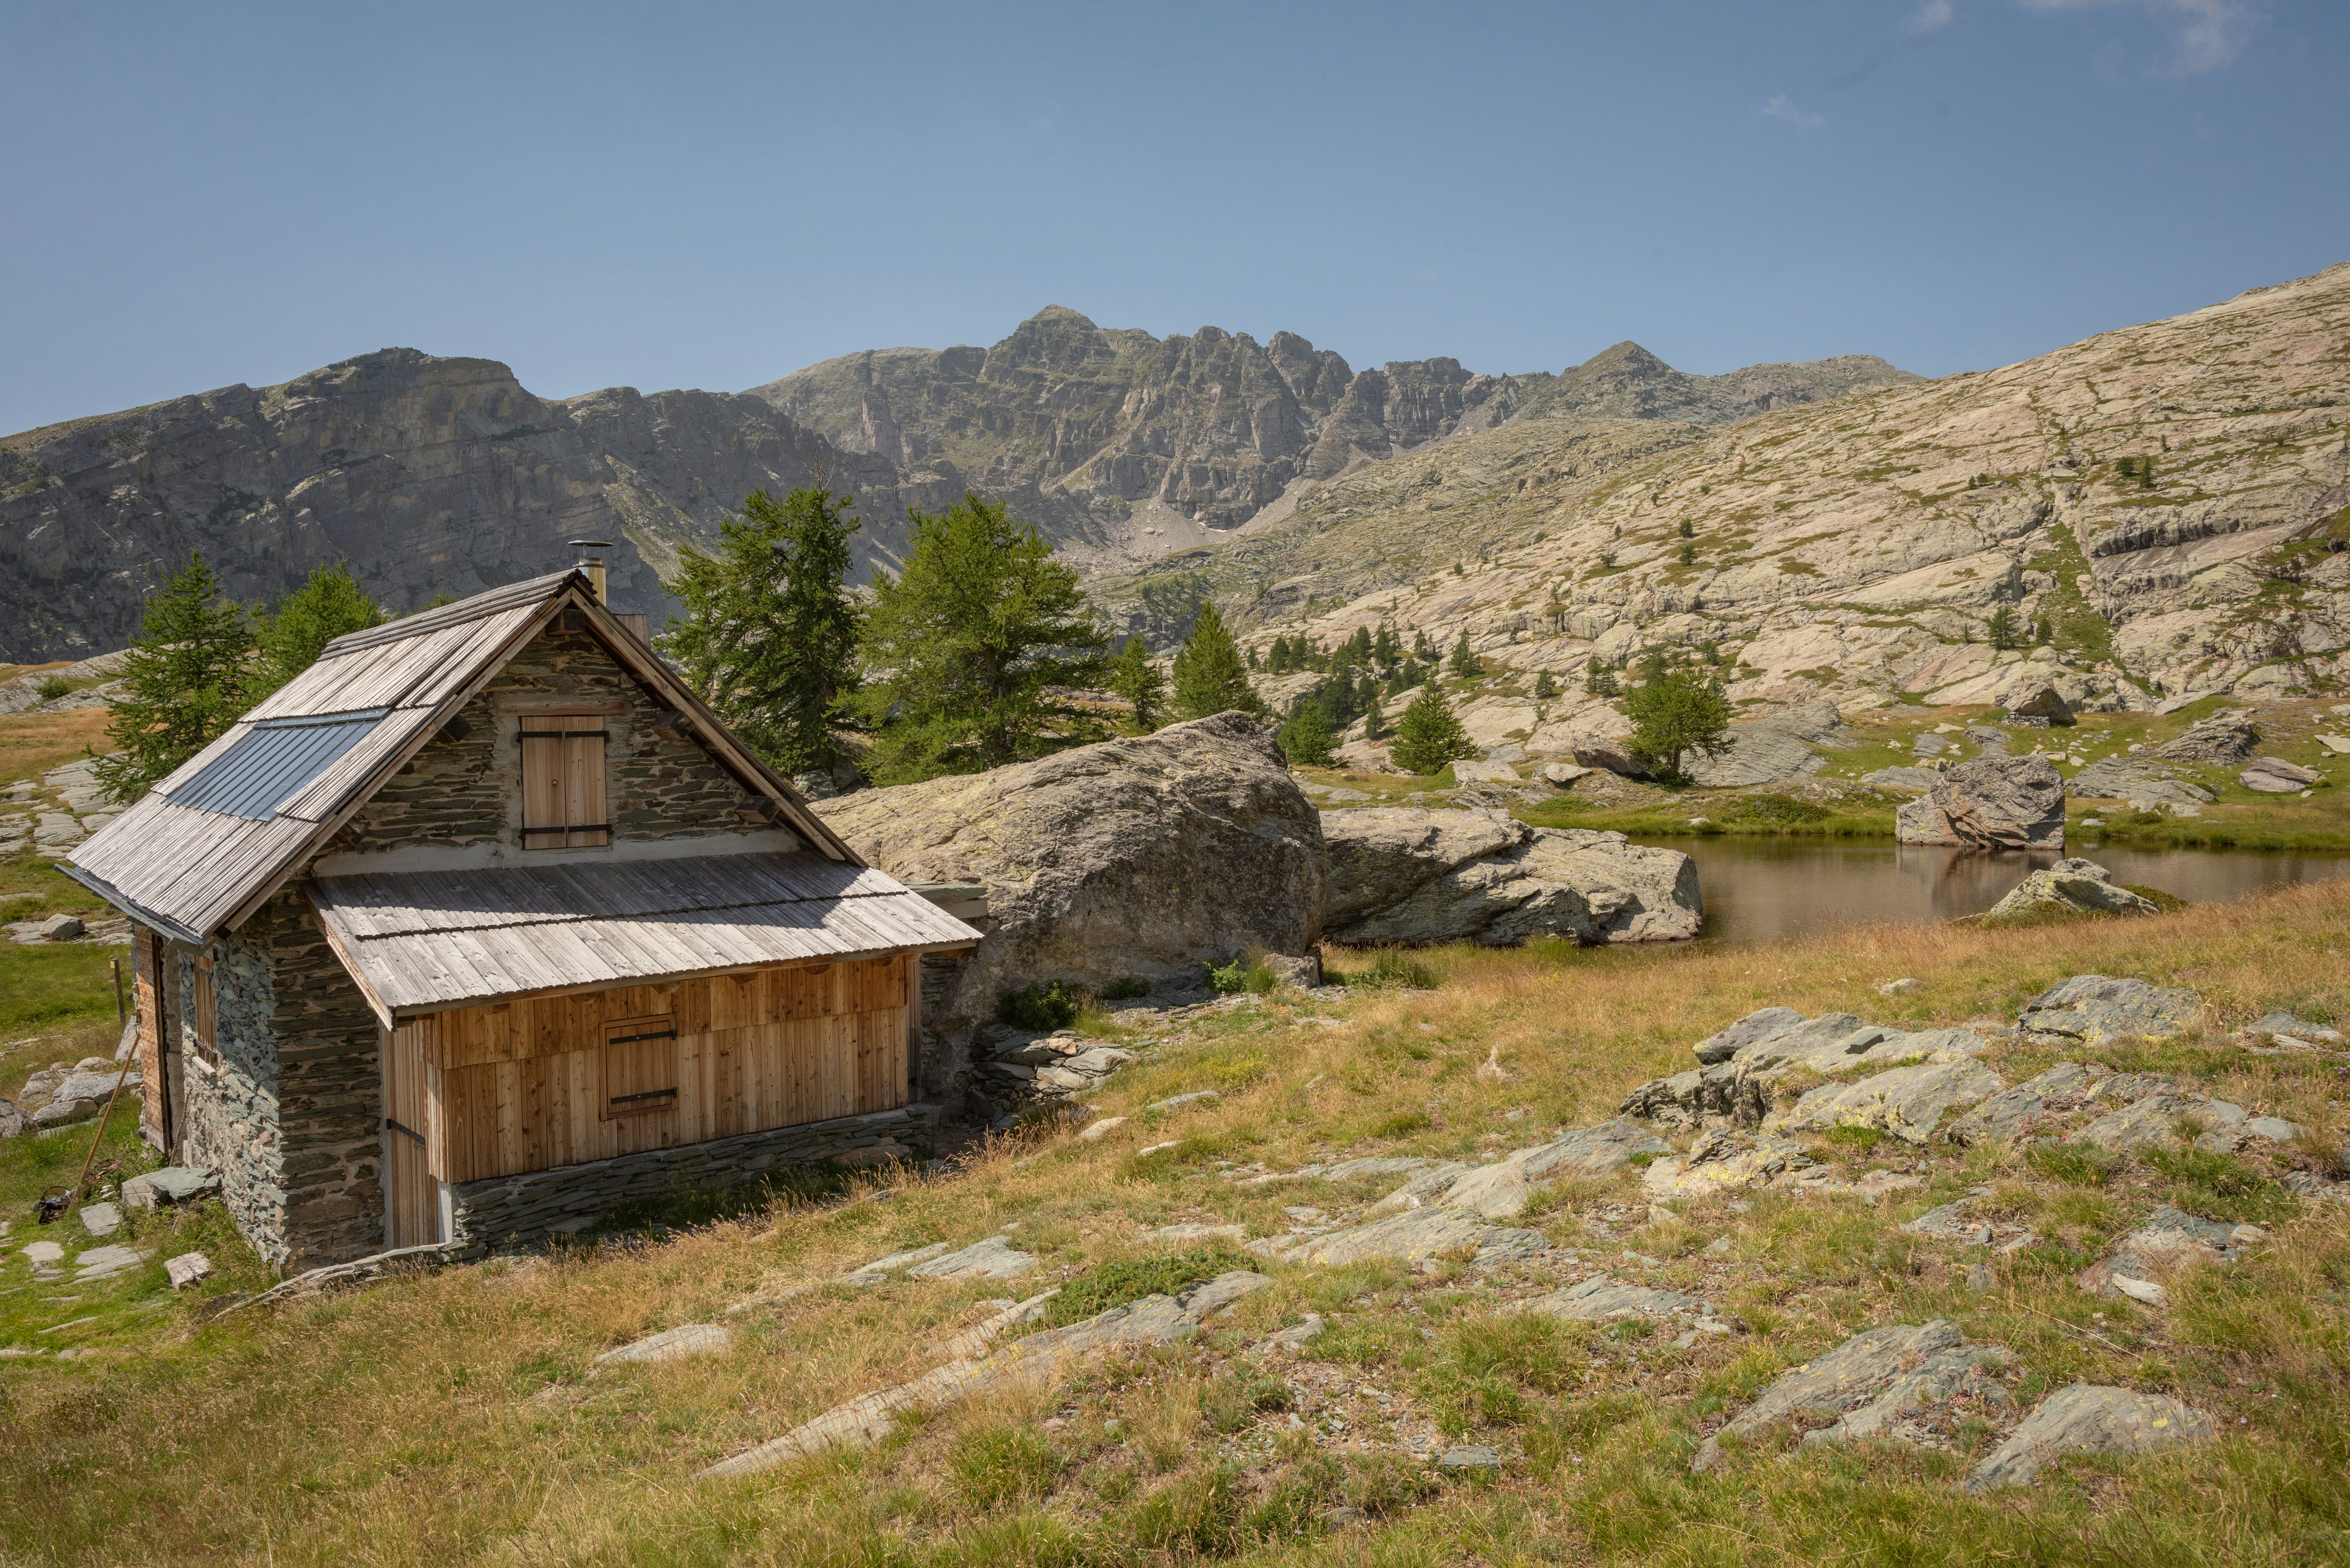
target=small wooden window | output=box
[191,951,218,1067]
[519,714,609,849]
[601,1015,678,1119]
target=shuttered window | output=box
[519,715,609,849]
[601,1015,678,1119]
[191,951,218,1067]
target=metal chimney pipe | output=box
[565,539,612,606]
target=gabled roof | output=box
[310,852,980,1020]
[65,570,857,943]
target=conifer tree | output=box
[1413,628,1438,661]
[1280,699,1335,767]
[1109,633,1165,731]
[1534,669,1558,700]
[1170,602,1265,720]
[1390,682,1478,775]
[95,553,258,803]
[1448,628,1481,679]
[856,493,1108,780]
[1584,656,1620,698]
[1621,659,1732,783]
[665,486,864,774]
[1362,691,1387,741]
[246,562,387,704]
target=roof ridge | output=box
[320,570,581,658]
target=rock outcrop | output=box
[2156,719,2259,764]
[1320,807,1699,946]
[2001,684,2075,727]
[1619,1009,1990,1130]
[816,713,1325,1084]
[1683,700,1847,788]
[2240,757,2322,793]
[1894,756,2066,849]
[1693,1320,2013,1472]
[1982,859,2161,922]
[2016,975,2198,1044]
[1966,1385,2212,1491]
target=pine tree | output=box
[1373,624,1399,668]
[1621,662,1732,782]
[1986,604,2018,651]
[1362,691,1386,741]
[855,492,1108,781]
[246,561,387,703]
[1534,669,1558,700]
[1109,633,1165,730]
[1677,543,1696,566]
[1280,700,1336,767]
[1677,518,1694,539]
[665,486,864,774]
[2034,616,2053,646]
[1448,628,1481,679]
[1584,656,1619,698]
[1171,601,1265,720]
[1412,628,1437,661]
[1390,683,1478,775]
[94,553,258,803]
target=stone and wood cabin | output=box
[65,569,980,1268]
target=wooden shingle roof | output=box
[310,852,980,1019]
[65,571,857,942]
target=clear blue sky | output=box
[5,1,2345,436]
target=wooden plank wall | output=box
[383,1026,437,1246]
[406,955,908,1185]
[130,928,166,1149]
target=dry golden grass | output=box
[0,705,113,787]
[3,884,2346,1564]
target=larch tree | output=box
[1389,682,1478,775]
[1170,602,1265,720]
[246,562,386,704]
[94,553,259,803]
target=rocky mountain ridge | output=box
[1109,261,2350,717]
[0,315,1914,663]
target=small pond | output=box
[1641,834,2350,947]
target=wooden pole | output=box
[112,957,125,1024]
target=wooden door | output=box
[383,1021,440,1247]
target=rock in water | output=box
[2001,684,2075,727]
[1984,859,2160,921]
[1966,1385,2211,1490]
[2239,757,2321,793]
[1895,755,2066,849]
[816,713,1325,1072]
[1321,807,1699,946]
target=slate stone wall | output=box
[344,624,767,853]
[175,889,387,1270]
[448,1103,938,1251]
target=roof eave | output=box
[57,863,209,946]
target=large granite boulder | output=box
[1983,858,2160,922]
[1895,755,2066,849]
[2001,683,2075,727]
[1321,807,1700,946]
[1568,735,1650,779]
[2239,757,2321,793]
[817,713,1326,1064]
[2156,719,2258,764]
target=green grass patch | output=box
[0,937,131,1032]
[1035,1247,1257,1328]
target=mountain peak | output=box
[1575,341,1674,376]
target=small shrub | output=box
[2028,1140,2121,1187]
[1735,793,1832,826]
[35,675,72,703]
[1342,949,1439,990]
[1039,1247,1256,1328]
[1205,957,1248,994]
[997,981,1081,1031]
[1100,976,1151,1001]
[2144,1145,2299,1224]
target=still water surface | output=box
[1643,835,2350,946]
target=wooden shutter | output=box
[191,951,218,1067]
[601,1014,678,1119]
[520,715,609,849]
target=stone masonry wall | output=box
[449,1103,939,1251]
[176,888,387,1270]
[344,624,768,853]
[175,925,285,1261]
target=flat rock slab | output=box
[164,1251,213,1290]
[1967,1384,2212,1489]
[1768,1058,2004,1145]
[700,1271,1272,1478]
[2019,975,2198,1046]
[20,1240,65,1266]
[1249,1206,1547,1268]
[595,1322,732,1367]
[1437,1445,1502,1472]
[2240,757,2320,793]
[1945,1063,2104,1147]
[1693,1320,2013,1471]
[1148,1223,1249,1243]
[77,1202,123,1237]
[1642,1129,1821,1198]
[1692,1007,1806,1066]
[2249,1013,2344,1043]
[1622,1014,1987,1131]
[120,1166,220,1209]
[845,1241,952,1279]
[2077,1205,2264,1305]
[70,1245,145,1281]
[1437,1119,1672,1218]
[2075,1092,2244,1153]
[905,1236,1038,1280]
[1524,1277,1708,1321]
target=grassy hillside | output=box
[4,881,2344,1565]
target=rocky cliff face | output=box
[0,350,964,663]
[752,307,1915,574]
[1113,262,2350,707]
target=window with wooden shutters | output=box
[519,714,610,849]
[191,951,218,1067]
[601,1014,678,1119]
